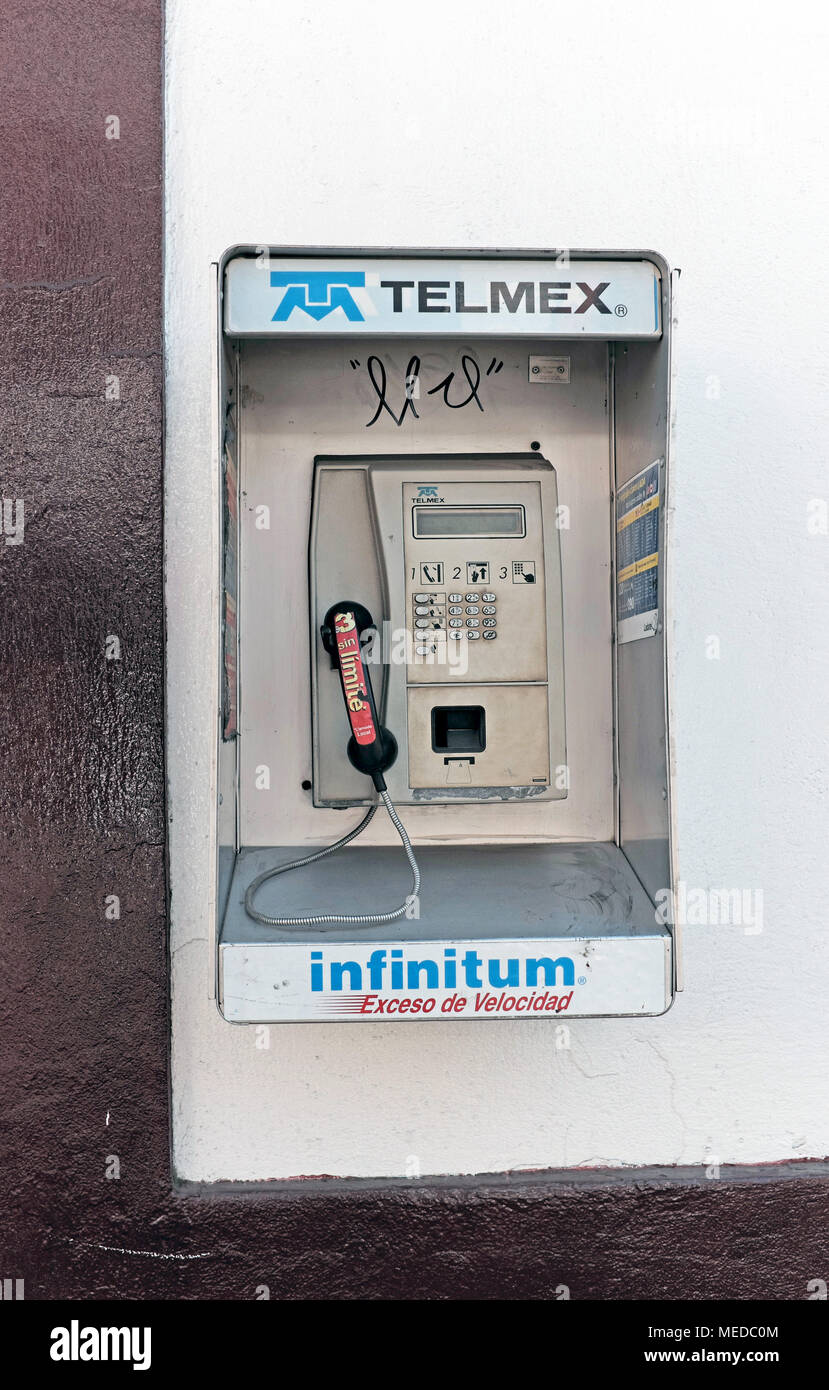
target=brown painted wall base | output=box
[4,1163,829,1301]
[1,0,827,1304]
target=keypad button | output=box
[414,593,431,603]
[466,605,479,615]
[483,631,497,641]
[483,618,496,628]
[467,631,481,640]
[449,618,464,628]
[416,644,434,655]
[448,605,462,615]
[482,605,496,615]
[414,605,430,615]
[448,630,464,640]
[465,592,480,602]
[466,618,480,628]
[482,593,496,603]
[414,618,431,629]
[448,593,462,602]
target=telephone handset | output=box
[319,603,397,791]
[244,601,420,928]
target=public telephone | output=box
[309,455,566,808]
[244,454,566,927]
[222,248,676,1021]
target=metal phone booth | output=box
[213,247,678,1024]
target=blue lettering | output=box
[367,949,387,989]
[462,950,483,987]
[526,956,575,987]
[488,957,520,987]
[444,947,457,989]
[330,961,362,991]
[407,959,439,989]
[391,949,404,990]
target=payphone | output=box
[309,455,566,806]
[244,453,565,926]
[216,247,677,1022]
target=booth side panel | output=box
[613,318,673,911]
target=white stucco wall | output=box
[165,0,829,1180]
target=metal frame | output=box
[213,245,678,1015]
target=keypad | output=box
[411,581,497,654]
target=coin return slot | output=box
[431,705,486,755]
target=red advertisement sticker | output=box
[334,612,377,744]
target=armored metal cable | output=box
[243,790,420,928]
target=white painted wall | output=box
[165,0,829,1179]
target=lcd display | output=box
[413,505,525,538]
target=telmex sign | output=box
[223,255,663,338]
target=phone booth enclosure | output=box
[214,249,677,1023]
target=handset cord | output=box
[243,788,420,928]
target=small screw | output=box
[530,441,541,451]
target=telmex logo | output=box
[270,270,366,321]
[269,270,613,323]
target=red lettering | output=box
[422,998,436,1013]
[386,999,398,1014]
[360,995,377,1014]
[398,998,410,1014]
